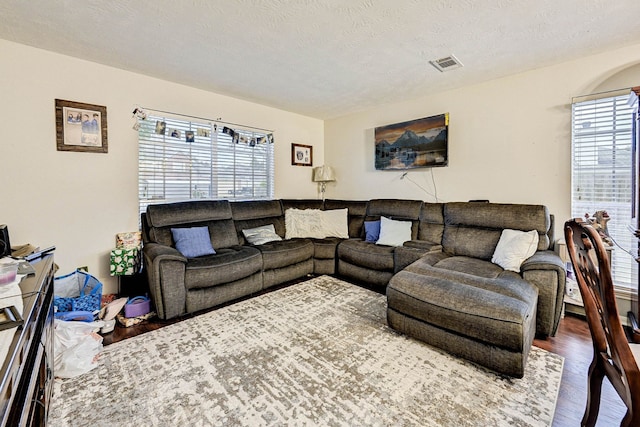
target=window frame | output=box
[570,92,636,292]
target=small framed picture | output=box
[0,305,23,332]
[55,99,108,153]
[155,121,166,135]
[291,143,313,166]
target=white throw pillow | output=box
[242,224,282,245]
[491,229,539,273]
[376,216,412,247]
[321,208,349,239]
[285,208,325,239]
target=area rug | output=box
[49,275,563,426]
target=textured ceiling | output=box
[1,0,639,119]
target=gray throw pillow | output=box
[242,224,282,245]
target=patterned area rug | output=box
[49,276,563,426]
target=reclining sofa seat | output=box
[393,202,445,272]
[313,199,368,275]
[337,199,424,288]
[142,200,263,319]
[389,202,565,338]
[386,202,564,376]
[439,202,564,337]
[280,199,368,275]
[231,200,314,289]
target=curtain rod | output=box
[140,106,275,133]
[571,87,633,104]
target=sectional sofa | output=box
[141,198,565,376]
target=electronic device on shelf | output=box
[0,225,10,258]
[24,246,55,262]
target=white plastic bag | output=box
[53,319,104,378]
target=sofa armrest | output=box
[143,242,188,319]
[394,241,442,273]
[521,250,566,337]
[403,240,442,252]
[521,250,565,272]
[144,242,187,262]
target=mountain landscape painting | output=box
[375,113,449,170]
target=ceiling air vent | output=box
[429,55,463,72]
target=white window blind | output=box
[571,94,636,290]
[138,114,274,215]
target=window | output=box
[571,93,636,291]
[138,114,274,214]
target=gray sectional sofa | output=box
[141,198,565,377]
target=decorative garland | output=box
[131,107,274,146]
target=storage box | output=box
[110,247,141,276]
[124,296,151,318]
[54,270,103,313]
[116,232,141,248]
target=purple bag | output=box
[124,296,151,318]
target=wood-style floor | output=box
[103,280,628,426]
[534,315,626,426]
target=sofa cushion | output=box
[387,268,538,352]
[433,256,504,279]
[184,246,262,290]
[365,199,423,240]
[491,229,539,272]
[443,203,551,256]
[364,220,381,242]
[146,200,239,248]
[147,200,233,227]
[337,239,395,271]
[231,200,286,243]
[321,209,349,238]
[242,224,283,245]
[171,226,216,258]
[418,203,445,244]
[285,208,325,239]
[312,237,341,259]
[257,239,315,270]
[376,216,412,247]
[284,208,349,239]
[231,200,283,221]
[281,199,325,211]
[324,199,368,238]
[441,225,502,260]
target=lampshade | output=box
[312,165,336,182]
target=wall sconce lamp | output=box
[312,165,336,200]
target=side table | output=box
[555,238,613,317]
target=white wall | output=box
[324,42,640,239]
[2,37,639,294]
[0,39,324,293]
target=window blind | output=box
[571,94,636,290]
[138,114,274,215]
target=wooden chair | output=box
[564,218,640,426]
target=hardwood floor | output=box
[534,314,627,426]
[102,281,628,426]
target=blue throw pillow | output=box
[171,226,216,258]
[364,220,381,242]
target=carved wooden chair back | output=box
[564,218,640,426]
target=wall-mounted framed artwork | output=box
[55,99,108,153]
[375,113,448,170]
[291,143,313,166]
